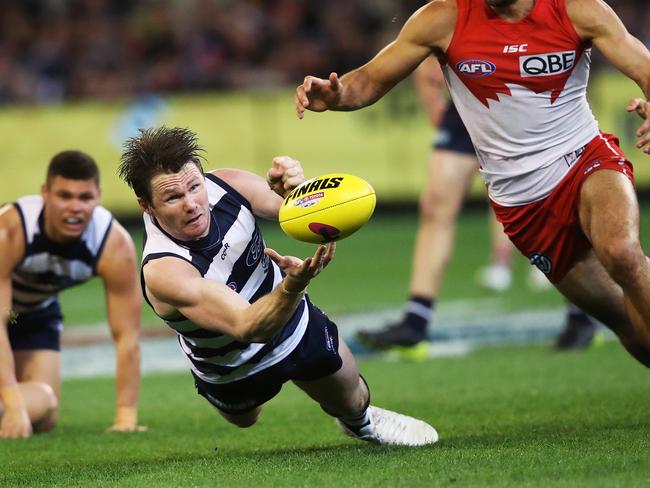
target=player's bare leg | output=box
[409,150,478,299]
[294,336,438,446]
[555,170,650,365]
[293,337,369,417]
[13,350,60,432]
[553,250,648,362]
[357,149,477,349]
[579,170,650,348]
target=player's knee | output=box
[597,238,646,286]
[419,192,456,224]
[33,383,59,433]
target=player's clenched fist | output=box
[266,156,305,197]
[295,73,342,119]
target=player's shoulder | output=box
[208,168,266,205]
[209,168,262,187]
[0,203,26,270]
[0,203,25,242]
[564,0,617,39]
[102,219,135,257]
[404,0,457,48]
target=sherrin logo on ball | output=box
[279,173,376,243]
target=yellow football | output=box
[279,173,376,243]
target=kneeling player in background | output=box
[0,151,144,439]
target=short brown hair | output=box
[47,150,100,186]
[118,126,205,205]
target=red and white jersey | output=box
[442,0,599,205]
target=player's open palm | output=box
[295,73,342,119]
[0,406,32,439]
[265,243,336,288]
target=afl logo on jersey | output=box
[520,51,576,77]
[456,60,496,78]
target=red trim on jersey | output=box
[490,133,634,283]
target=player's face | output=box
[41,176,100,243]
[144,162,210,241]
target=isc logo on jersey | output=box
[519,50,576,77]
[456,60,496,78]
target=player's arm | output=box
[211,156,306,220]
[0,205,31,439]
[567,0,650,153]
[295,0,455,118]
[96,221,145,433]
[413,55,449,128]
[143,243,335,343]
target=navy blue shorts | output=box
[193,298,343,414]
[8,301,63,351]
[433,103,475,155]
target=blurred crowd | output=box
[0,0,648,104]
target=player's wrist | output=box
[114,406,138,426]
[280,276,307,295]
[0,385,26,409]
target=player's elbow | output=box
[234,326,272,344]
[231,317,277,344]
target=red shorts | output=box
[491,132,634,283]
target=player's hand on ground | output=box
[265,243,336,291]
[105,407,148,433]
[0,405,32,439]
[295,72,342,119]
[266,156,305,196]
[105,422,148,433]
[627,97,650,154]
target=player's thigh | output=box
[292,335,366,414]
[555,249,630,335]
[420,150,478,217]
[578,169,641,256]
[13,350,61,398]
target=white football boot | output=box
[336,406,439,446]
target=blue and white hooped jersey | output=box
[141,173,309,385]
[12,195,113,314]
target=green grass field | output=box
[2,343,650,487]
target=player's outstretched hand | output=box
[295,72,342,119]
[265,243,336,290]
[0,405,32,439]
[627,97,650,154]
[266,156,305,197]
